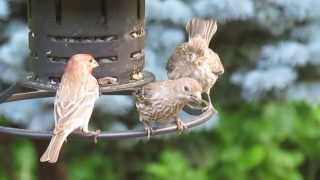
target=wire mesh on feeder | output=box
[0,0,214,140]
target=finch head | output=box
[176,78,203,104]
[66,54,99,74]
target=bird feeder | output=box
[0,0,214,140]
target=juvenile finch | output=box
[40,54,100,163]
[166,18,224,111]
[135,78,203,139]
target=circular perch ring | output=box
[0,109,215,140]
[0,71,215,140]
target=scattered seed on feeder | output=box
[130,50,144,60]
[105,35,117,42]
[46,50,52,55]
[49,79,57,85]
[98,77,118,86]
[95,37,105,43]
[97,56,118,64]
[132,72,144,80]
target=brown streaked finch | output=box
[40,54,101,163]
[135,77,203,139]
[166,18,224,112]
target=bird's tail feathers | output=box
[40,133,67,163]
[186,18,217,45]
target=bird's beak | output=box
[190,93,203,105]
[218,69,224,76]
[213,69,224,77]
[93,59,99,68]
[91,59,100,75]
[188,92,209,110]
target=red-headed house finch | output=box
[40,54,100,163]
[135,77,203,139]
[166,18,224,111]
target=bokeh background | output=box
[1,0,320,179]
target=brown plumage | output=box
[166,18,224,111]
[40,54,100,163]
[135,78,203,138]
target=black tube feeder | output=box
[28,0,147,87]
[0,0,215,140]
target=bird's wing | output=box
[167,42,206,80]
[136,81,172,104]
[135,84,155,103]
[54,76,99,132]
[166,44,188,73]
[168,59,200,80]
[206,49,224,75]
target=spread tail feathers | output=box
[186,18,217,45]
[40,134,66,163]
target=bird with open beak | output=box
[166,18,224,112]
[40,54,100,163]
[135,77,203,139]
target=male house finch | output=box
[40,54,100,163]
[135,78,203,139]
[166,18,224,111]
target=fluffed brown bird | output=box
[166,18,224,111]
[135,77,203,139]
[40,54,100,163]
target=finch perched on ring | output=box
[135,77,203,139]
[166,18,224,112]
[40,54,101,163]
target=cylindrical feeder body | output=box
[27,0,145,83]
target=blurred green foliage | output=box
[0,139,36,180]
[144,150,207,180]
[1,101,320,179]
[143,101,320,180]
[68,152,118,180]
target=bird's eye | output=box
[184,86,190,92]
[89,59,93,63]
